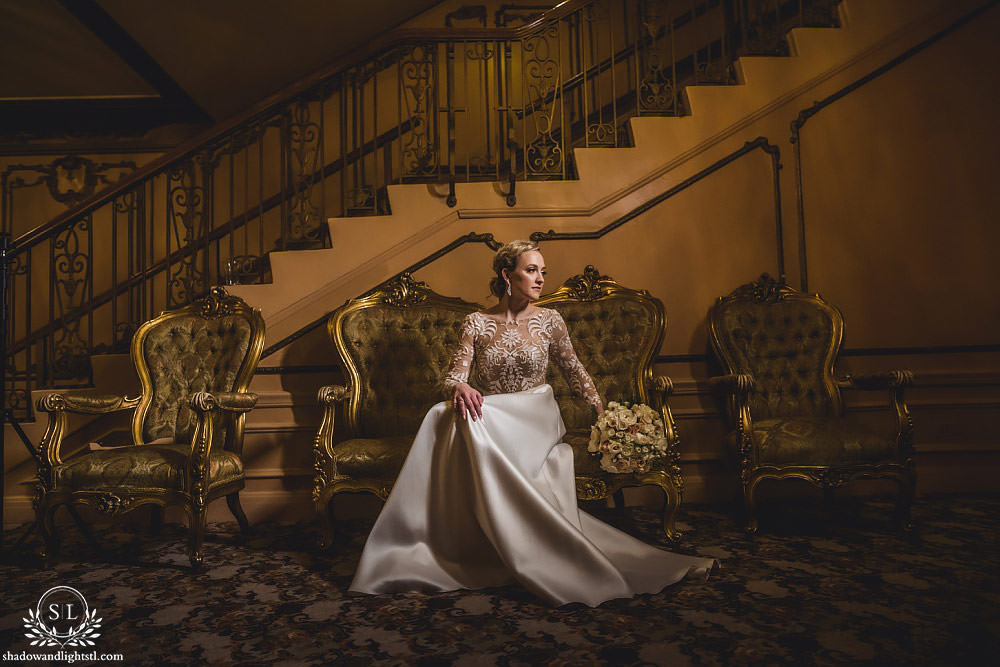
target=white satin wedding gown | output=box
[349,308,714,607]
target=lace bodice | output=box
[442,308,602,410]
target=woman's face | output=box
[504,250,546,301]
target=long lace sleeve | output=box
[441,313,476,398]
[548,311,603,411]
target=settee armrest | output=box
[837,370,915,455]
[35,393,140,469]
[650,375,683,493]
[650,375,678,446]
[314,384,351,463]
[709,372,756,394]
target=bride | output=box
[349,240,714,606]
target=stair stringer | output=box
[228,0,972,363]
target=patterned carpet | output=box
[1,496,998,665]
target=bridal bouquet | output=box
[588,401,670,474]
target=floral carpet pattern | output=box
[1,496,998,665]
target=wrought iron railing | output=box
[2,0,837,419]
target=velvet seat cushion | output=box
[53,444,244,490]
[331,436,414,479]
[751,417,896,466]
[331,432,612,481]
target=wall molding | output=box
[792,0,999,290]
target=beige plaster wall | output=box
[5,0,999,527]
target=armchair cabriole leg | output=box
[187,505,207,570]
[316,494,336,550]
[36,498,58,560]
[227,492,251,534]
[894,473,916,532]
[744,481,760,534]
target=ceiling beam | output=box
[54,0,210,124]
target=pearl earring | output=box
[506,282,511,296]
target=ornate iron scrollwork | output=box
[637,0,675,114]
[166,154,208,307]
[51,218,91,380]
[740,0,789,55]
[399,44,438,179]
[523,25,564,177]
[223,254,268,285]
[286,99,324,246]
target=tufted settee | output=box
[312,266,685,548]
[34,287,265,567]
[708,274,915,532]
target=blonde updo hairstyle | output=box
[489,239,540,298]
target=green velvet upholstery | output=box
[712,299,837,419]
[314,268,686,547]
[709,274,916,533]
[53,445,243,490]
[331,436,413,478]
[34,288,265,568]
[751,418,895,466]
[339,305,471,438]
[547,299,656,430]
[141,315,252,444]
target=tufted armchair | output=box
[313,267,685,547]
[34,287,265,567]
[708,274,915,532]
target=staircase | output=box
[4,0,991,525]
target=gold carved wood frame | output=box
[708,274,915,532]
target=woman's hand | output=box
[452,382,484,421]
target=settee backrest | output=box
[332,268,665,437]
[332,276,478,438]
[538,266,664,431]
[709,274,844,421]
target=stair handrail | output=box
[8,0,593,256]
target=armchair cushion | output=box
[751,417,896,466]
[53,444,244,491]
